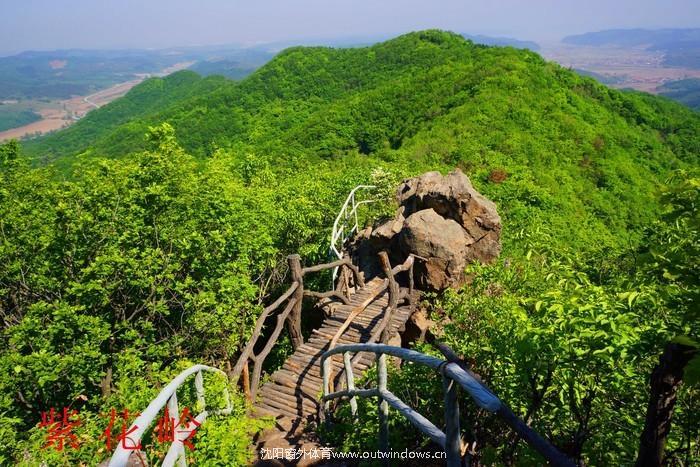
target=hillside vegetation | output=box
[26,71,229,165]
[659,78,700,111]
[0,105,40,132]
[2,31,699,465]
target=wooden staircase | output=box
[252,276,418,459]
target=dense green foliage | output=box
[461,34,539,51]
[0,105,40,132]
[659,78,700,111]
[188,60,258,80]
[2,30,699,465]
[573,69,625,86]
[187,48,273,80]
[26,71,230,165]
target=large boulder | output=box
[399,209,472,289]
[350,169,501,290]
[398,170,501,255]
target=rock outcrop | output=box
[350,169,501,290]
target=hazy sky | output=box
[2,0,699,54]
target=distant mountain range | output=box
[563,28,700,68]
[563,28,700,47]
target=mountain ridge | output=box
[27,30,699,167]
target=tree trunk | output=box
[101,336,115,398]
[101,366,112,399]
[636,342,697,467]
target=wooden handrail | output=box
[378,252,399,344]
[303,289,351,305]
[302,258,348,275]
[249,297,298,399]
[302,256,365,300]
[325,280,390,393]
[233,253,370,403]
[327,253,416,394]
[230,281,300,385]
[232,248,412,405]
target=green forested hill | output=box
[3,30,699,465]
[659,78,700,110]
[24,70,229,163]
[29,30,699,166]
[27,30,700,254]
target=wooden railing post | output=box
[323,355,332,419]
[378,251,398,344]
[241,362,252,402]
[377,353,389,462]
[443,375,463,467]
[335,262,347,297]
[287,254,304,350]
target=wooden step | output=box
[262,397,305,418]
[265,382,318,402]
[261,387,319,412]
[253,279,421,440]
[278,370,325,391]
[257,399,303,419]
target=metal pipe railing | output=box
[329,185,375,283]
[321,344,575,467]
[108,365,232,467]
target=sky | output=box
[1,0,699,55]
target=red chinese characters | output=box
[100,408,142,451]
[38,405,200,453]
[155,406,201,450]
[38,407,81,451]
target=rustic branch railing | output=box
[330,185,375,283]
[326,253,416,394]
[321,344,575,467]
[231,254,365,403]
[109,365,232,467]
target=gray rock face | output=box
[351,169,501,290]
[398,170,501,255]
[399,209,472,290]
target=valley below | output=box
[0,61,193,142]
[541,43,700,93]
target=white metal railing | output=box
[321,344,575,467]
[108,365,232,467]
[330,185,375,283]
